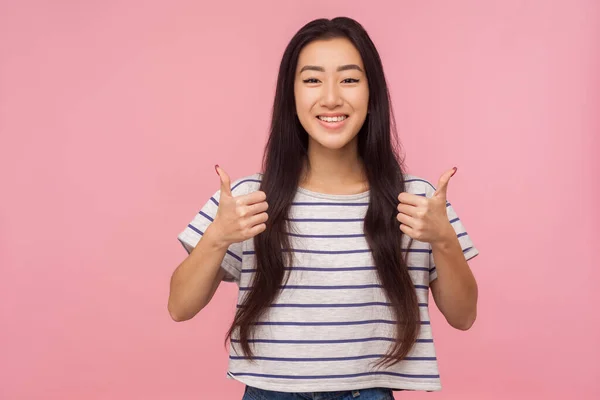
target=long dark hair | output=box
[225,17,419,368]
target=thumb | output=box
[433,167,457,199]
[215,165,232,198]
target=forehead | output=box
[297,37,364,70]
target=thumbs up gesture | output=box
[396,168,457,244]
[210,166,269,247]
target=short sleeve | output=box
[177,188,243,283]
[428,201,480,283]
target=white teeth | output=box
[318,115,347,122]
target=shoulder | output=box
[230,172,263,196]
[403,173,437,197]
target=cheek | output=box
[293,87,316,133]
[295,87,317,114]
[350,87,369,113]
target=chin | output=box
[310,132,357,150]
[301,117,364,151]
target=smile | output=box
[317,115,348,122]
[316,115,349,130]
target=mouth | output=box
[316,114,349,130]
[317,114,348,123]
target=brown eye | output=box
[303,78,320,84]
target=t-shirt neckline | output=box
[296,186,370,201]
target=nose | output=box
[319,81,343,108]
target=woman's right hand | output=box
[208,166,269,248]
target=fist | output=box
[396,168,457,244]
[210,166,269,247]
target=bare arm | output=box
[168,225,229,322]
[168,166,268,322]
[429,229,478,330]
[397,167,478,331]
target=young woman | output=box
[169,17,479,400]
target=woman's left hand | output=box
[397,167,457,244]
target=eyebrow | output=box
[299,64,364,73]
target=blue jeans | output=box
[242,386,394,400]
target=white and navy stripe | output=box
[177,173,479,392]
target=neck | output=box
[300,137,368,195]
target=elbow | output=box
[167,299,205,322]
[450,311,477,331]
[167,300,192,322]
[168,305,189,322]
[169,310,188,322]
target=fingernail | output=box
[215,164,220,176]
[451,167,457,177]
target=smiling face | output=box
[294,37,370,151]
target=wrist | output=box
[431,224,457,250]
[203,223,231,251]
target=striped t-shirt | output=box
[177,173,479,393]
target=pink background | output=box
[1,1,598,399]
